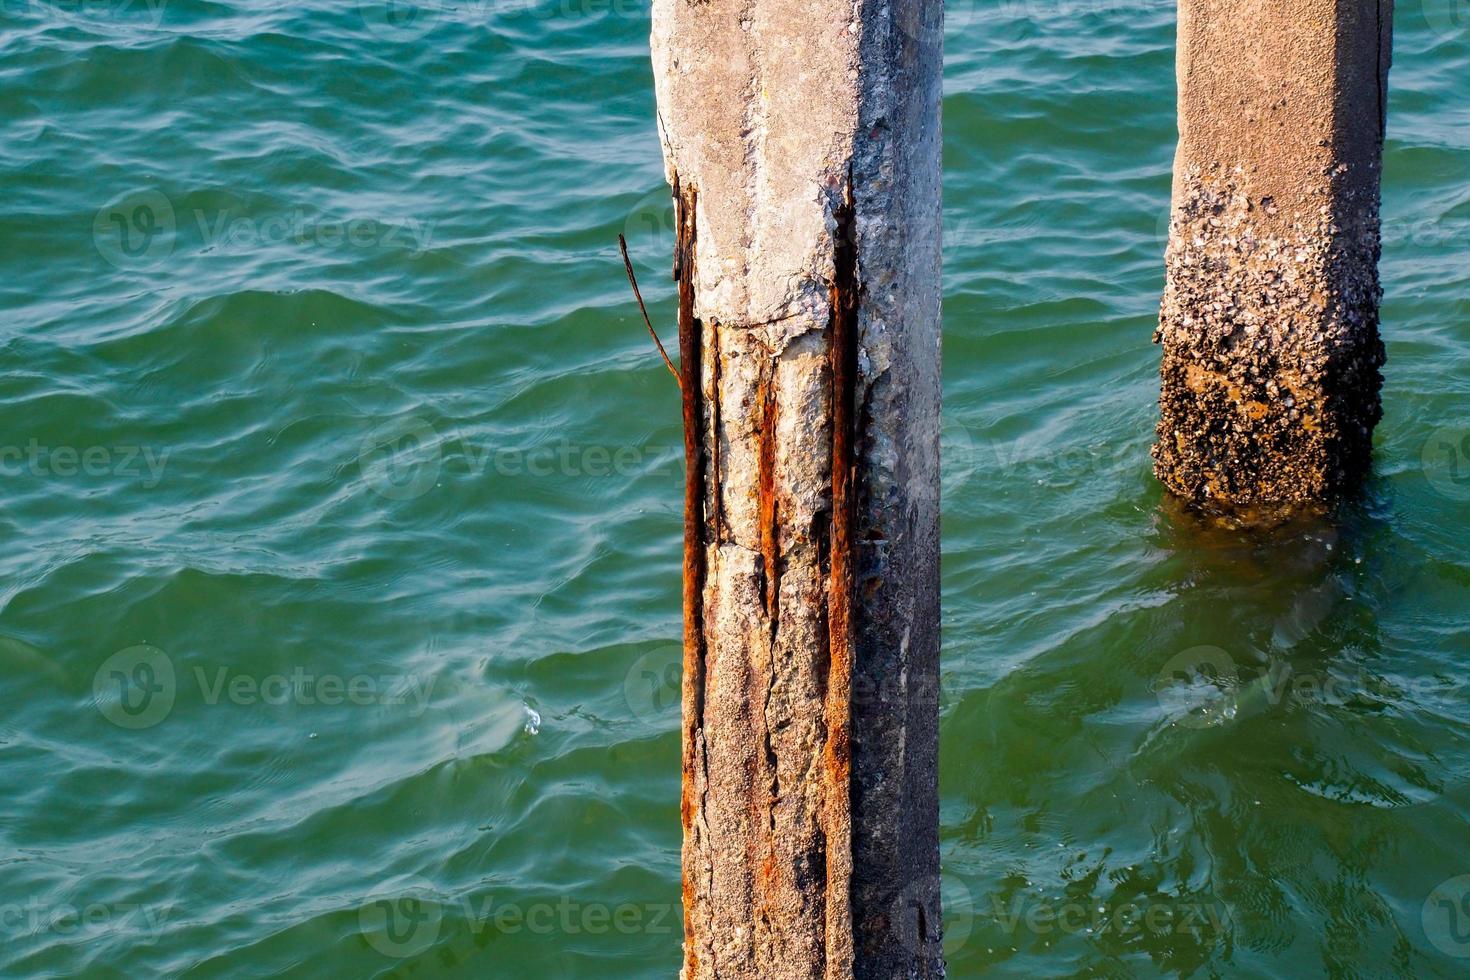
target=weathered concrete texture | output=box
[1154,0,1393,511]
[651,1,943,978]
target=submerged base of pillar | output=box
[1153,169,1385,511]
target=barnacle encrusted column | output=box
[651,1,943,977]
[1154,0,1393,508]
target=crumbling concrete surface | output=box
[1155,0,1394,512]
[650,1,943,977]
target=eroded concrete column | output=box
[1154,0,1393,510]
[650,1,943,977]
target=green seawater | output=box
[2,0,1468,976]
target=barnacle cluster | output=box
[1154,166,1385,511]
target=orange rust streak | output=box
[757,364,780,629]
[675,178,707,980]
[823,182,858,980]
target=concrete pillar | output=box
[1154,0,1394,511]
[650,1,943,977]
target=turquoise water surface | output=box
[1,0,1468,976]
